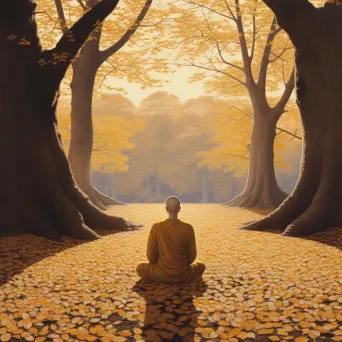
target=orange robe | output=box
[136,219,205,284]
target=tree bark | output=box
[243,0,342,236]
[227,112,287,208]
[69,47,124,209]
[66,0,152,209]
[223,12,294,210]
[0,0,140,241]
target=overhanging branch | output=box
[261,0,314,31]
[98,0,153,64]
[41,0,120,79]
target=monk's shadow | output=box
[133,280,207,342]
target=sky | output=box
[108,67,208,106]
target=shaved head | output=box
[166,196,181,214]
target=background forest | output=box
[36,0,313,205]
[58,92,301,203]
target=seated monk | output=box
[136,196,205,284]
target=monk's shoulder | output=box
[179,220,194,231]
[151,221,165,230]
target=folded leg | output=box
[136,261,156,282]
[191,261,206,282]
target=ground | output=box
[0,204,341,342]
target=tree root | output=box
[87,185,126,210]
[225,188,287,209]
[97,189,125,206]
[8,128,143,242]
[51,133,142,233]
[240,176,331,237]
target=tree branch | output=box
[257,17,280,90]
[224,153,249,160]
[77,0,87,10]
[223,0,237,21]
[200,8,243,72]
[54,0,69,33]
[235,0,255,87]
[216,42,244,71]
[250,0,257,61]
[261,0,314,32]
[41,0,120,78]
[269,44,292,63]
[98,0,153,64]
[273,68,295,119]
[276,126,302,141]
[183,0,235,21]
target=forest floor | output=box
[0,204,341,342]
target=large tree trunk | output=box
[66,0,152,209]
[68,25,124,210]
[0,0,139,241]
[227,112,287,208]
[243,0,342,236]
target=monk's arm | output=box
[187,226,197,264]
[146,224,158,264]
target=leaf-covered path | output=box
[0,204,341,341]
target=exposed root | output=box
[224,193,245,206]
[282,180,331,237]
[96,189,126,206]
[38,143,101,241]
[85,185,126,210]
[88,189,108,211]
[51,134,142,233]
[241,176,332,237]
[226,188,287,209]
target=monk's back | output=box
[136,196,205,284]
[154,219,193,271]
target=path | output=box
[0,204,341,341]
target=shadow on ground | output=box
[242,208,342,251]
[0,228,135,286]
[133,280,207,341]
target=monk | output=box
[136,196,205,284]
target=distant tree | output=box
[114,98,219,202]
[0,0,139,240]
[159,0,297,208]
[199,98,301,178]
[58,96,145,175]
[138,91,182,117]
[37,0,159,209]
[182,96,218,117]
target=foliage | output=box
[113,94,242,202]
[36,0,168,97]
[138,91,182,117]
[57,96,145,173]
[157,0,293,96]
[146,0,305,179]
[198,98,302,176]
[82,92,300,202]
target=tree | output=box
[138,91,182,117]
[58,95,145,175]
[161,0,296,208]
[0,0,139,240]
[45,0,156,209]
[243,0,341,236]
[199,98,301,179]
